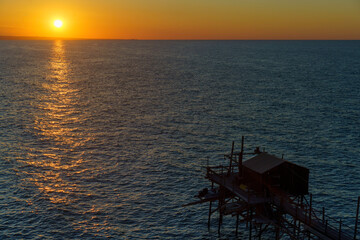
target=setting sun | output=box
[0,0,360,40]
[54,20,63,28]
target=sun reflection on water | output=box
[22,40,92,205]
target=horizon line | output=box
[1,35,359,41]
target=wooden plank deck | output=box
[207,172,269,205]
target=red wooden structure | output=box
[185,137,360,240]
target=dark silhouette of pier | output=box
[185,137,360,240]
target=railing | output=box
[311,207,355,239]
[299,195,355,239]
[206,166,265,204]
[269,192,354,239]
[206,165,228,177]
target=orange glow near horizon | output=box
[0,0,359,39]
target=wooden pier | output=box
[185,137,360,240]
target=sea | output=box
[0,40,360,239]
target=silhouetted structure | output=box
[184,137,360,240]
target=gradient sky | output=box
[0,0,359,39]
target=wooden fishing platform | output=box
[184,137,360,240]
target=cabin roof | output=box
[243,153,285,174]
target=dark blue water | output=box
[0,40,360,239]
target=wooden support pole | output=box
[228,141,235,176]
[355,196,360,240]
[239,136,244,178]
[236,214,239,235]
[218,216,222,234]
[218,204,222,234]
[259,224,262,240]
[249,223,252,240]
[232,178,234,192]
[275,226,280,240]
[246,208,249,228]
[249,208,253,240]
[339,219,342,240]
[248,188,250,204]
[218,188,224,234]
[208,201,212,228]
[309,193,312,225]
[325,220,328,234]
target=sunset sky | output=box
[0,0,359,39]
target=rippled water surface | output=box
[0,40,360,239]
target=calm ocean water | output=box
[0,40,360,239]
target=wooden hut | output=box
[242,153,309,196]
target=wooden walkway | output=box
[272,194,353,240]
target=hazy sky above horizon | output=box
[0,0,359,39]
